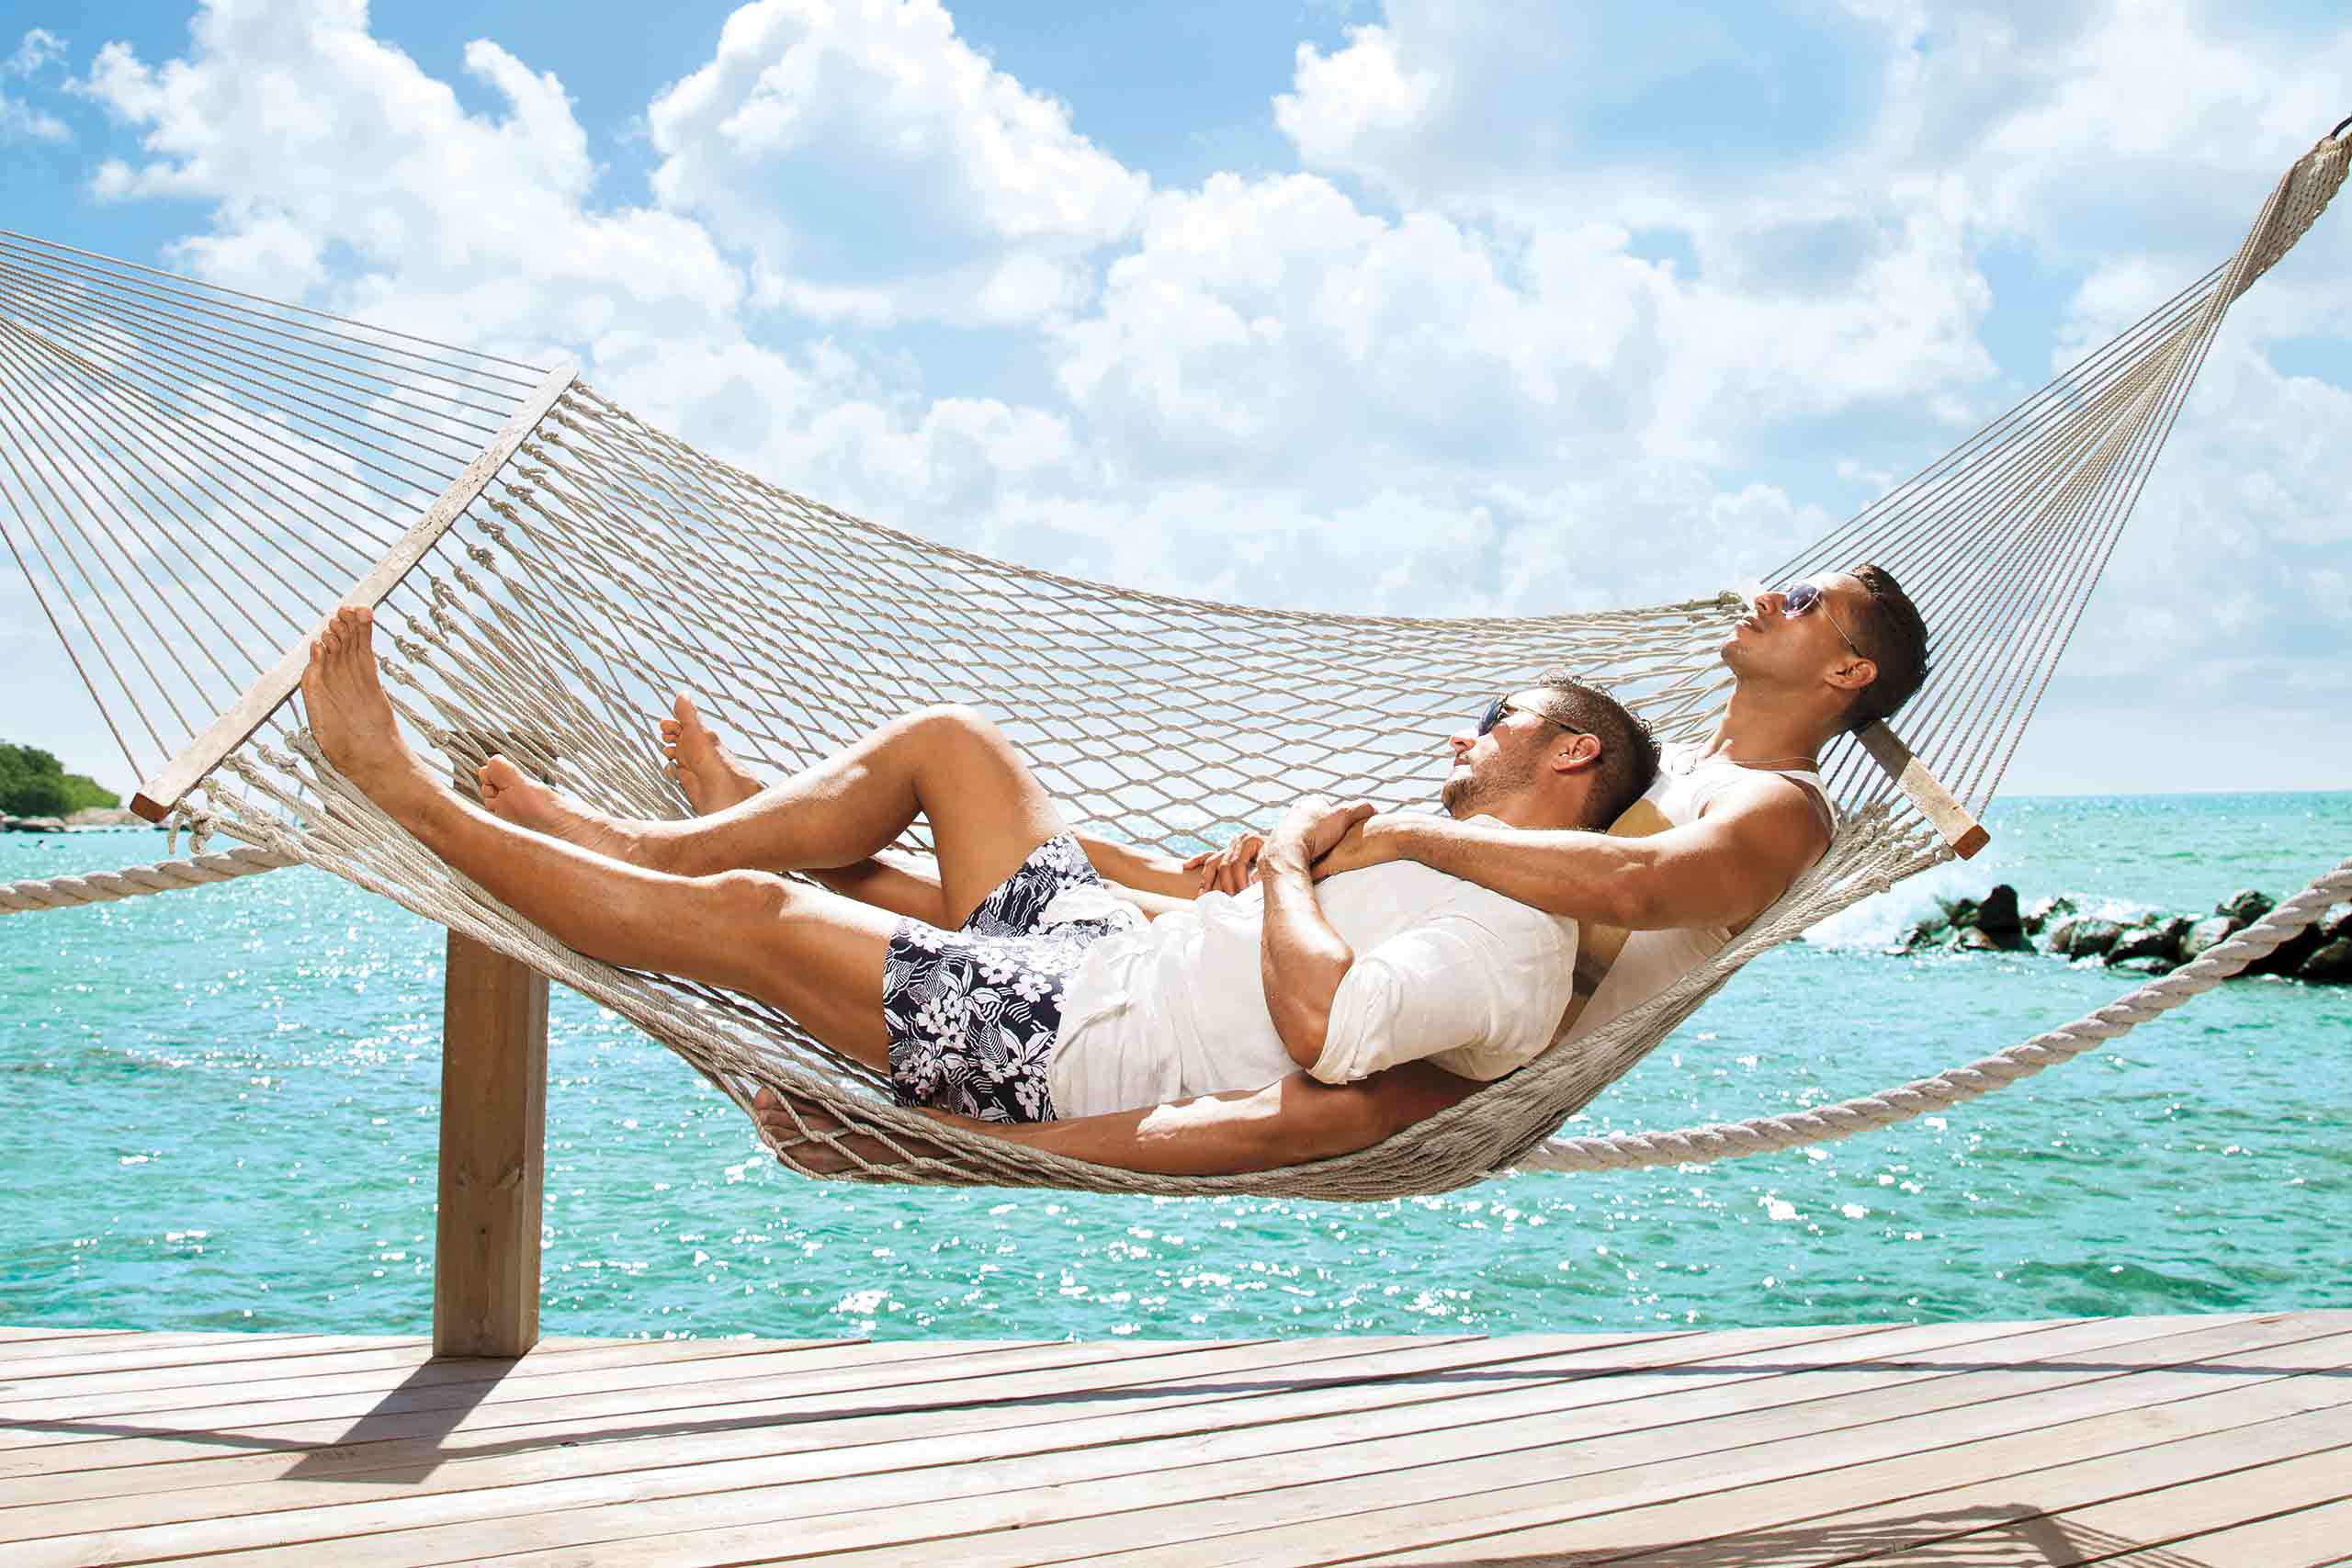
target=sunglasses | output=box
[1769,580,1866,660]
[1476,695,1558,736]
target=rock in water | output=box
[2060,917,2125,959]
[2299,940,2352,983]
[2107,924,2179,965]
[2177,916,2239,963]
[2321,903,2352,945]
[2247,925,2327,978]
[2023,895,2075,936]
[1973,885,2023,937]
[2217,888,2275,926]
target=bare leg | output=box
[481,696,1065,930]
[300,607,899,1070]
[661,695,954,925]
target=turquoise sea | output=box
[4,792,2346,1342]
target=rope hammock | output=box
[2,123,2345,1199]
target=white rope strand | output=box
[1513,854,2352,1174]
[0,846,298,915]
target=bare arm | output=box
[1258,843,1354,1071]
[1071,829,1199,901]
[754,1061,1481,1179]
[1334,776,1829,933]
[1257,799,1380,1070]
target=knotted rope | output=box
[1514,853,2352,1173]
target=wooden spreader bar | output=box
[130,362,578,823]
[1859,719,1991,859]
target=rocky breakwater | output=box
[1896,886,2352,984]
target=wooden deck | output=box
[3,1310,2347,1565]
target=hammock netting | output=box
[1,126,2345,1199]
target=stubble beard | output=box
[1440,746,1540,818]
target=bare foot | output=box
[661,693,762,815]
[300,606,435,813]
[476,756,648,864]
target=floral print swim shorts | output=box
[881,832,1138,1123]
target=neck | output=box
[1700,682,1836,772]
[1452,795,1588,833]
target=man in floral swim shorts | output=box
[298,604,1657,1129]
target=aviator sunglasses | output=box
[1763,580,1866,660]
[1476,695,1559,736]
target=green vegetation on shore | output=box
[0,743,120,817]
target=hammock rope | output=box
[0,123,2344,1198]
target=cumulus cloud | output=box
[645,0,1148,325]
[74,0,743,355]
[2,25,70,142]
[12,0,2352,796]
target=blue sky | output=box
[2,0,2348,799]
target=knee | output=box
[907,702,998,744]
[701,867,794,927]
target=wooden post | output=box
[433,734,553,1359]
[433,929,549,1359]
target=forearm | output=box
[935,1089,1300,1176]
[1072,829,1198,900]
[1258,849,1354,1070]
[1384,817,1658,927]
[934,1069,1433,1175]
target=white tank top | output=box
[1566,742,1835,1044]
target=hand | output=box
[1183,830,1267,896]
[1306,811,1406,882]
[750,1085,965,1176]
[1267,795,1377,870]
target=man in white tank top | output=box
[760,565,1929,1178]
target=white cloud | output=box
[75,1,745,355]
[2,25,69,141]
[645,0,1148,326]
[11,0,2352,800]
[7,27,66,77]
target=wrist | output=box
[1260,838,1311,876]
[1362,815,1417,863]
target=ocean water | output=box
[4,793,2346,1342]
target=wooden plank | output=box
[0,1326,139,1346]
[433,926,549,1359]
[0,1335,873,1437]
[0,1331,342,1377]
[42,1320,2162,1568]
[182,1323,2074,1568]
[1733,1408,2352,1566]
[0,1336,1283,1501]
[1874,1447,2352,1564]
[1299,1320,2352,1567]
[0,1337,422,1396]
[0,1337,969,1468]
[730,1315,2352,1568]
[1858,718,1990,858]
[2140,1495,2352,1568]
[9,1316,2333,1561]
[129,361,577,821]
[0,1328,1856,1562]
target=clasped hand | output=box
[1181,796,1397,894]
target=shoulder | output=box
[1696,769,1830,832]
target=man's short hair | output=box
[1527,671,1661,828]
[1843,563,1930,732]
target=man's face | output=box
[1439,688,1556,817]
[1722,571,1871,689]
